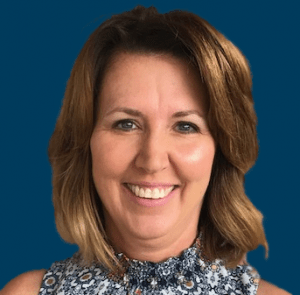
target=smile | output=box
[125,183,176,199]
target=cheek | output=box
[90,132,215,183]
[90,133,136,179]
[173,140,215,182]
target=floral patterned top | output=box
[38,237,260,295]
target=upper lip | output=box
[124,181,179,189]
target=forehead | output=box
[98,52,208,117]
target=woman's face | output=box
[90,52,216,246]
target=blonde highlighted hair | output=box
[48,5,268,270]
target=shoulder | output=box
[257,279,292,295]
[0,269,46,295]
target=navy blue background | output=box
[1,1,298,293]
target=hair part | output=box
[48,5,268,271]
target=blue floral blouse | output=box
[38,237,260,294]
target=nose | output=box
[134,130,169,174]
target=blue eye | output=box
[176,121,199,134]
[113,119,199,134]
[114,119,138,131]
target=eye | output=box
[175,121,200,134]
[113,119,200,134]
[113,119,138,131]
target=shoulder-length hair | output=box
[48,5,268,270]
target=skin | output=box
[1,53,291,295]
[90,52,216,262]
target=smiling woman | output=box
[90,53,216,261]
[2,5,290,295]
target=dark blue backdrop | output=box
[1,1,298,294]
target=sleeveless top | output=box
[38,237,260,295]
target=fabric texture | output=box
[38,237,260,295]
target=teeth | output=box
[139,188,145,198]
[145,188,151,198]
[134,185,139,196]
[152,188,160,199]
[126,184,175,199]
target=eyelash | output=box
[113,119,200,134]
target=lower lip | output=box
[122,184,178,207]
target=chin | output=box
[126,215,177,240]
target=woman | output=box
[2,5,290,295]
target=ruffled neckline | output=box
[113,234,203,272]
[61,233,260,294]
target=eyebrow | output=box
[104,107,204,119]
